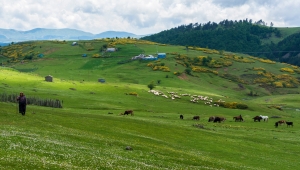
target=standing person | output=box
[17,92,27,116]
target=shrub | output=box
[128,92,138,96]
[280,67,294,73]
[147,82,155,90]
[174,72,181,76]
[224,102,238,109]
[185,68,192,75]
[236,103,248,109]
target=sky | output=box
[0,0,299,35]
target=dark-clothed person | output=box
[17,92,27,116]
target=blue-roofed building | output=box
[38,54,44,58]
[157,53,166,58]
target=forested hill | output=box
[141,19,300,66]
[141,19,281,52]
[272,32,300,66]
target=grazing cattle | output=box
[253,116,262,122]
[277,120,285,125]
[233,115,243,122]
[208,116,215,122]
[123,110,134,116]
[213,116,226,123]
[180,115,184,119]
[259,115,269,122]
[275,122,279,128]
[193,116,200,120]
[286,122,293,127]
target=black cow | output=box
[286,122,293,127]
[180,115,184,119]
[193,116,200,120]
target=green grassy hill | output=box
[141,19,300,66]
[261,27,300,44]
[1,39,300,169]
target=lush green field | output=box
[1,40,300,169]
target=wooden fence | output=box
[0,93,63,108]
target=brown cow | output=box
[277,120,285,125]
[233,115,243,122]
[275,120,286,128]
[123,110,134,116]
[193,116,200,120]
[208,116,215,122]
[213,116,226,123]
[253,116,262,122]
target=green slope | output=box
[1,39,300,169]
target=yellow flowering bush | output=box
[129,92,138,96]
[253,67,265,71]
[273,81,283,88]
[174,72,181,75]
[191,66,210,73]
[280,67,294,73]
[92,54,101,58]
[153,66,170,72]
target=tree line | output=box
[141,19,300,66]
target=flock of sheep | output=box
[148,89,225,107]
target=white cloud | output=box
[0,0,299,35]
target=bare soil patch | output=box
[178,73,189,80]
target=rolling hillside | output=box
[1,39,300,169]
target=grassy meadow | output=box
[1,39,300,169]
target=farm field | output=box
[1,39,300,169]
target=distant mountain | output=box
[0,42,9,46]
[0,28,144,43]
[94,31,144,39]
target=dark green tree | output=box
[185,68,192,75]
[147,82,156,90]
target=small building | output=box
[132,54,145,60]
[143,55,158,60]
[157,53,166,58]
[38,53,44,58]
[106,48,116,52]
[72,42,77,46]
[98,78,105,83]
[45,75,53,82]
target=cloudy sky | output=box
[0,0,299,35]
